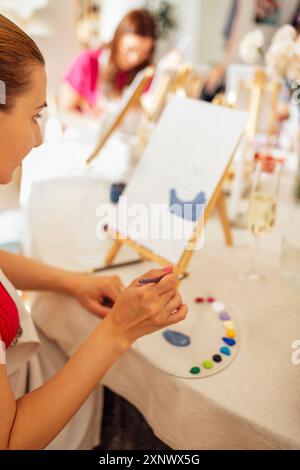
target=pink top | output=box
[64,48,132,109]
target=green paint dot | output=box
[203,360,214,370]
[190,367,201,375]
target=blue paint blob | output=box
[220,346,231,356]
[110,183,126,204]
[169,189,206,222]
[163,330,191,347]
[222,337,236,347]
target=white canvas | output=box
[113,97,248,265]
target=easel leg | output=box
[104,240,123,266]
[217,191,233,247]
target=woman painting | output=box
[0,13,187,450]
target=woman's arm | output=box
[0,318,128,450]
[58,83,105,125]
[0,364,17,449]
[59,82,86,112]
[59,82,93,119]
[0,249,123,317]
[0,249,82,294]
[0,269,188,450]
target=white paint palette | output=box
[135,296,239,379]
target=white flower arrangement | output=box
[271,24,297,44]
[265,25,300,81]
[239,30,265,65]
[239,25,300,84]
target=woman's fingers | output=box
[101,276,124,302]
[114,276,125,292]
[167,304,188,325]
[164,292,183,314]
[131,271,178,292]
[109,269,188,343]
[102,283,120,303]
[107,275,125,292]
[153,292,183,326]
[130,269,168,287]
[87,300,111,318]
[159,288,178,308]
[156,273,178,295]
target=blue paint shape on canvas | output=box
[169,189,206,221]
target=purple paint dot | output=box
[219,312,231,321]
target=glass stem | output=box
[250,235,260,275]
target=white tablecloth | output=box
[30,246,300,450]
[22,152,300,449]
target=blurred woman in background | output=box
[59,9,156,117]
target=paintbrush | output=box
[138,272,188,285]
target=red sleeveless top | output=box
[0,282,20,350]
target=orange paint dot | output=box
[227,329,236,339]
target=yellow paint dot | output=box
[224,320,234,330]
[227,329,236,339]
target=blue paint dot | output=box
[220,346,231,356]
[110,183,126,204]
[163,330,191,347]
[222,337,236,347]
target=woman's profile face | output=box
[116,33,154,71]
[0,65,47,184]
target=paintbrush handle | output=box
[138,275,165,285]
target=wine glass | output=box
[244,152,283,282]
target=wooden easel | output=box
[142,72,173,123]
[228,69,282,220]
[86,66,154,165]
[142,63,209,123]
[237,69,281,138]
[171,63,207,99]
[140,75,234,248]
[86,65,235,268]
[211,95,236,247]
[103,136,240,277]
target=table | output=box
[30,246,300,450]
[23,146,300,449]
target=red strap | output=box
[0,282,20,350]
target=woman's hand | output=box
[71,274,124,318]
[106,269,188,346]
